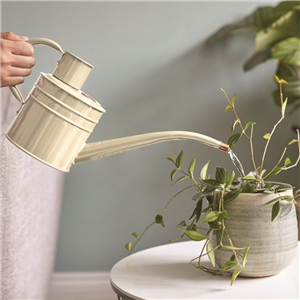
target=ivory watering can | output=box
[6,38,229,172]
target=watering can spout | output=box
[74,131,229,165]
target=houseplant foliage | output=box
[125,76,300,285]
[206,1,300,110]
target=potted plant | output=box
[125,76,299,285]
[206,0,300,110]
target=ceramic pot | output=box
[210,183,298,277]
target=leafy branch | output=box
[126,153,250,285]
[223,75,300,187]
[125,77,300,286]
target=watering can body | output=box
[5,38,228,172]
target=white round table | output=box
[110,241,299,300]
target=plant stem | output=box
[250,124,258,172]
[161,185,196,215]
[171,159,200,189]
[222,90,250,140]
[260,115,284,177]
[263,147,287,179]
[284,130,300,170]
[129,222,155,254]
[129,185,196,255]
[224,230,243,269]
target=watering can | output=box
[6,38,229,172]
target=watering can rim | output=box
[40,72,106,113]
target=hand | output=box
[1,31,36,87]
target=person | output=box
[1,31,36,87]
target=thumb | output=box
[1,31,28,41]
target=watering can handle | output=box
[9,38,64,104]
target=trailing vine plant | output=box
[125,76,300,285]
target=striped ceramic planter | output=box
[210,183,298,277]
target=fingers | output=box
[2,38,34,56]
[11,53,36,69]
[1,31,28,41]
[8,66,32,77]
[1,76,25,87]
[0,32,35,88]
[1,65,32,87]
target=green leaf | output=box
[183,230,207,241]
[281,98,288,117]
[262,195,293,206]
[192,192,202,201]
[218,228,225,244]
[221,209,229,220]
[264,166,282,180]
[219,261,238,272]
[215,167,226,184]
[272,37,300,66]
[170,169,177,181]
[225,171,235,188]
[223,189,241,204]
[225,170,236,188]
[271,201,280,221]
[131,232,139,239]
[206,241,216,267]
[263,133,271,139]
[172,175,190,186]
[273,64,300,107]
[274,73,281,83]
[243,173,257,180]
[208,221,221,229]
[206,3,297,43]
[231,120,240,134]
[280,203,293,218]
[155,214,165,227]
[231,93,237,107]
[200,160,210,180]
[189,208,196,221]
[231,269,242,286]
[223,245,246,250]
[243,47,272,71]
[255,9,300,52]
[228,133,243,149]
[202,211,222,223]
[188,157,196,177]
[175,150,184,169]
[244,122,256,132]
[242,183,255,193]
[284,157,291,166]
[225,105,232,111]
[242,246,251,267]
[199,179,221,189]
[202,206,211,214]
[195,199,203,222]
[125,242,132,252]
[176,220,187,229]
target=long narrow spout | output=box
[74,131,229,165]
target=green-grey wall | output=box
[2,1,298,272]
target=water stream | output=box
[228,148,245,177]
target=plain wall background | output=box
[2,1,299,272]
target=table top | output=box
[110,241,299,300]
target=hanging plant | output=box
[206,1,300,111]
